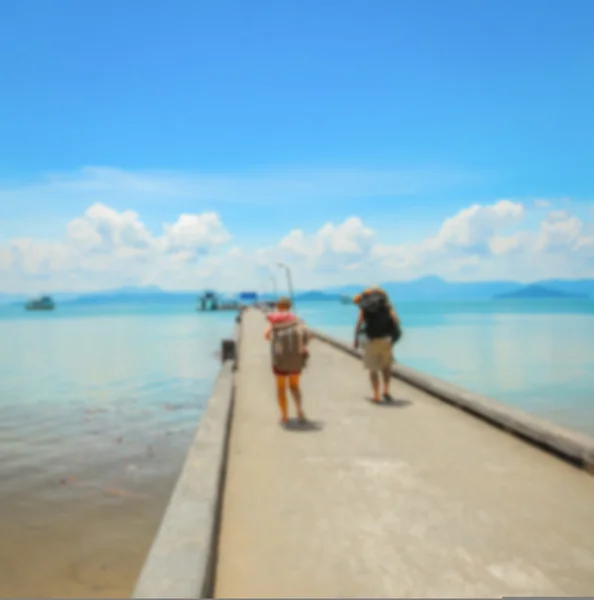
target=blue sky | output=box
[0,0,593,292]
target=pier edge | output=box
[310,327,594,473]
[132,320,241,598]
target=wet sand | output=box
[0,405,201,598]
[0,489,169,598]
[0,311,231,597]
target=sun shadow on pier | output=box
[365,397,412,408]
[282,419,325,432]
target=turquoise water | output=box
[0,304,235,598]
[0,298,593,597]
[298,298,594,436]
[298,300,594,435]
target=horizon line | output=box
[2,275,594,298]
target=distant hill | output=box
[0,293,28,306]
[534,279,594,297]
[65,286,195,305]
[294,290,342,302]
[494,284,589,300]
[3,277,594,306]
[325,276,594,302]
[66,288,341,305]
[325,276,522,301]
[0,286,165,306]
[66,293,196,305]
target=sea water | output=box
[299,298,594,436]
[0,298,593,597]
[0,304,234,598]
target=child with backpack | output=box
[264,297,310,425]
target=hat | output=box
[276,296,292,309]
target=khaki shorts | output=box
[363,337,393,371]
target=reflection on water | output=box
[303,300,594,436]
[0,310,233,598]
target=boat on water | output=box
[25,296,55,311]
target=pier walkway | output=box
[214,309,594,598]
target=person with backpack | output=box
[353,287,401,403]
[264,297,310,425]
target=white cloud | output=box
[369,200,526,277]
[0,204,234,293]
[575,235,594,251]
[0,247,14,270]
[534,199,552,208]
[535,211,583,251]
[279,217,374,265]
[431,200,524,252]
[162,212,230,252]
[488,234,524,255]
[275,199,593,284]
[1,199,593,294]
[67,203,153,252]
[11,239,77,273]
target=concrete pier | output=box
[135,308,594,599]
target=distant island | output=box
[494,284,589,300]
[2,277,594,306]
[294,291,342,302]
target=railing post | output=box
[221,339,236,363]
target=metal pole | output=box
[270,275,278,299]
[286,268,294,307]
[278,263,295,312]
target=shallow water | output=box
[299,299,594,436]
[0,307,234,597]
[0,298,593,597]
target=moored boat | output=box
[196,290,241,311]
[25,296,55,311]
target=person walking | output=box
[353,287,401,403]
[264,297,310,425]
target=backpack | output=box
[359,290,400,341]
[271,319,309,372]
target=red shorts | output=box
[272,367,301,376]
